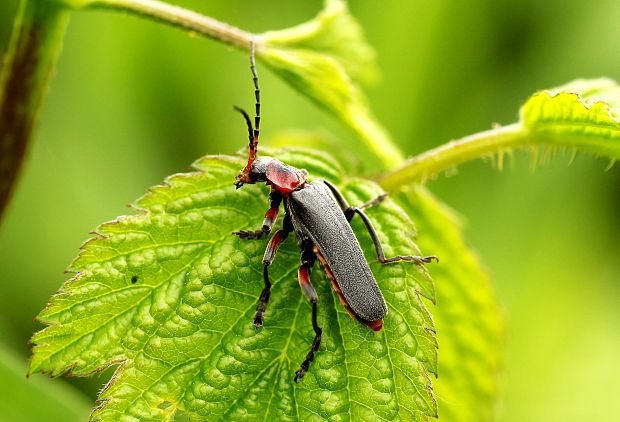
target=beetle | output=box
[232,43,437,382]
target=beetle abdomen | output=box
[287,181,388,322]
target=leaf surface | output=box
[30,149,437,421]
[521,78,620,159]
[381,78,620,189]
[396,188,504,421]
[271,131,506,420]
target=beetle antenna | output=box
[238,41,260,178]
[251,41,260,153]
[233,106,253,147]
[235,40,260,189]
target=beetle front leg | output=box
[294,244,322,383]
[254,213,293,327]
[233,190,282,239]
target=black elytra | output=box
[232,41,437,383]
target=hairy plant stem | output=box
[0,0,70,222]
[379,124,527,192]
[82,0,254,49]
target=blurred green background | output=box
[1,1,619,420]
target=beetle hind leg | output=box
[321,180,437,265]
[352,206,438,265]
[253,265,272,327]
[294,299,322,383]
[380,254,438,265]
[357,193,389,211]
[294,244,322,383]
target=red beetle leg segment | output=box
[233,190,282,240]
[298,266,318,303]
[294,252,323,383]
[263,229,287,265]
[263,206,279,231]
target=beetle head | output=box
[233,43,306,193]
[235,157,269,189]
[236,157,307,194]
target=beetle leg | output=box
[320,181,436,263]
[321,180,350,210]
[253,213,293,327]
[294,244,322,383]
[233,190,283,239]
[358,194,388,210]
[349,206,438,265]
[322,180,388,217]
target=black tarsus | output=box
[294,300,322,383]
[349,207,438,264]
[233,229,266,240]
[321,180,438,265]
[253,265,272,327]
[359,193,389,210]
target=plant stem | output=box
[379,123,526,192]
[0,0,70,222]
[83,0,254,49]
[76,0,404,168]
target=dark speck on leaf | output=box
[131,276,139,284]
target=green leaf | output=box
[257,0,404,168]
[269,131,505,419]
[259,0,377,84]
[521,78,620,160]
[261,134,505,420]
[381,78,620,189]
[396,188,504,421]
[30,149,437,421]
